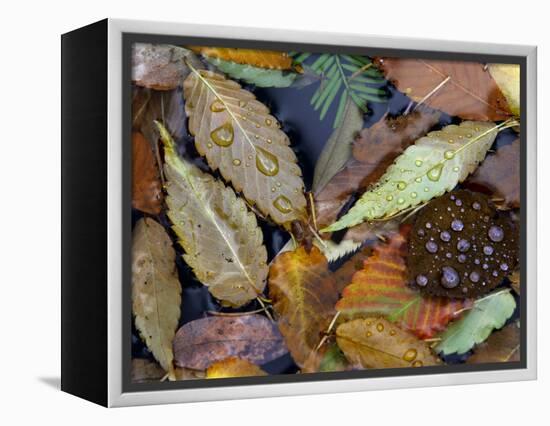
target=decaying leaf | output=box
[132,132,163,215]
[488,64,520,116]
[336,317,439,369]
[132,43,203,90]
[206,357,268,379]
[312,98,364,194]
[336,229,471,338]
[436,289,516,356]
[183,67,307,226]
[173,315,287,370]
[131,358,166,383]
[190,47,294,70]
[464,137,520,209]
[466,322,520,364]
[375,58,512,121]
[332,247,372,294]
[132,218,182,379]
[314,110,440,228]
[158,122,268,307]
[269,246,339,367]
[323,121,501,232]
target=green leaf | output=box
[322,121,501,232]
[205,57,297,88]
[319,344,349,372]
[313,97,363,193]
[436,290,516,356]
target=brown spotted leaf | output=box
[336,317,440,369]
[132,132,163,215]
[206,357,268,379]
[464,137,520,209]
[189,46,294,70]
[183,67,307,226]
[173,315,287,370]
[466,322,520,364]
[375,58,512,121]
[268,246,339,367]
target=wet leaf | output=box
[436,289,516,355]
[313,98,364,193]
[132,43,203,90]
[375,58,512,121]
[269,246,339,367]
[190,47,295,70]
[489,64,520,116]
[206,357,268,379]
[173,315,287,370]
[323,121,501,232]
[464,137,520,209]
[336,317,439,369]
[332,247,372,294]
[318,343,351,372]
[314,110,440,229]
[466,322,520,364]
[132,218,182,379]
[336,229,472,338]
[132,132,163,215]
[131,358,166,383]
[343,219,400,244]
[183,67,307,226]
[158,122,268,307]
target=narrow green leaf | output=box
[320,79,342,119]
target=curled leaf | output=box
[173,315,287,370]
[323,121,500,232]
[132,132,163,215]
[158,122,268,307]
[132,218,182,379]
[336,317,440,369]
[183,67,307,225]
[488,64,520,116]
[206,357,268,379]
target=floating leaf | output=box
[158,122,268,307]
[323,121,501,232]
[190,47,294,70]
[132,218,182,379]
[489,64,520,116]
[314,110,440,228]
[183,67,307,225]
[375,57,512,121]
[132,43,203,90]
[336,229,472,338]
[312,98,364,193]
[336,317,439,369]
[464,137,520,209]
[132,132,163,215]
[435,289,516,356]
[131,358,166,383]
[269,246,339,367]
[173,315,287,370]
[206,357,268,379]
[466,322,520,364]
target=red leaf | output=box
[132,132,163,215]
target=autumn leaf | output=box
[173,315,287,370]
[132,132,163,215]
[132,218,182,379]
[466,322,520,364]
[510,270,520,295]
[374,57,512,121]
[132,43,203,90]
[314,110,440,229]
[206,357,268,379]
[268,246,339,367]
[336,317,439,369]
[131,358,166,383]
[336,229,472,338]
[190,47,295,70]
[332,247,371,294]
[183,67,307,226]
[489,64,520,116]
[464,137,520,209]
[318,343,351,372]
[158,122,268,307]
[436,289,516,356]
[323,121,502,232]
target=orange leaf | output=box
[189,46,294,70]
[336,227,472,339]
[132,132,163,215]
[206,357,267,379]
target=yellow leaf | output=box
[189,46,294,70]
[206,357,268,379]
[489,64,520,116]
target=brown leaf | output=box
[206,357,268,379]
[132,132,163,215]
[336,317,440,369]
[332,247,372,294]
[189,46,294,70]
[131,359,166,383]
[375,58,512,121]
[173,315,287,370]
[268,246,339,367]
[509,270,521,295]
[466,322,520,364]
[314,111,440,229]
[464,138,520,209]
[343,219,400,244]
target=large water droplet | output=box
[483,245,494,255]
[209,100,226,112]
[396,181,407,190]
[403,349,418,362]
[255,147,279,176]
[273,195,292,214]
[416,274,428,287]
[376,323,384,332]
[232,159,241,166]
[451,219,464,232]
[488,226,504,242]
[425,241,438,254]
[210,122,234,147]
[444,150,455,160]
[469,271,480,283]
[440,231,451,242]
[440,266,460,289]
[457,239,471,252]
[427,164,443,182]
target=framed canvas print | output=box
[61,18,537,407]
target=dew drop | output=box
[256,147,279,176]
[458,254,467,263]
[415,159,423,167]
[366,331,372,337]
[427,164,444,182]
[411,192,418,199]
[412,360,423,367]
[417,228,426,237]
[396,181,407,190]
[210,122,234,147]
[273,195,292,214]
[469,271,480,283]
[206,142,213,148]
[425,241,438,254]
[416,274,428,287]
[483,245,494,255]
[232,159,241,166]
[403,349,418,362]
[397,197,405,204]
[425,222,432,229]
[440,231,451,242]
[238,100,247,108]
[444,150,455,160]
[389,330,396,336]
[451,219,464,232]
[415,177,422,183]
[265,118,272,126]
[457,239,471,252]
[500,263,509,271]
[386,195,394,201]
[376,323,384,332]
[440,266,460,289]
[488,226,504,242]
[472,202,481,210]
[209,100,226,112]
